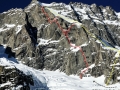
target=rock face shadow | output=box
[0,45,18,64]
[25,13,38,46]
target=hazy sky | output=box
[0,0,120,13]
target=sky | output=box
[0,0,120,13]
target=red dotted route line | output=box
[41,6,89,79]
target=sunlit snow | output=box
[0,45,119,90]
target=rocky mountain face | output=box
[0,45,34,89]
[0,65,34,90]
[0,0,120,85]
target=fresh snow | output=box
[41,3,53,7]
[38,39,50,45]
[41,2,120,27]
[117,77,120,79]
[38,38,59,45]
[15,25,23,34]
[0,45,120,90]
[74,7,86,14]
[82,14,90,20]
[103,20,120,26]
[115,12,120,18]
[70,42,88,52]
[93,19,103,24]
[89,64,95,69]
[70,47,80,52]
[115,46,120,50]
[95,39,102,44]
[0,24,15,32]
[80,42,88,47]
[0,82,12,88]
[5,24,16,28]
[115,52,120,57]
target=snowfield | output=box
[0,45,120,90]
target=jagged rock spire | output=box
[30,0,39,4]
[32,0,39,3]
[32,0,38,1]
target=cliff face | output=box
[0,0,120,85]
[0,45,34,89]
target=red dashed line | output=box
[41,6,89,79]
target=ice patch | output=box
[0,24,15,32]
[16,25,23,34]
[5,24,15,27]
[38,38,59,45]
[70,47,80,52]
[115,46,120,50]
[82,15,89,20]
[74,7,86,14]
[89,64,95,68]
[115,12,120,18]
[95,40,101,43]
[38,38,49,45]
[93,19,103,24]
[81,42,88,47]
[104,20,120,26]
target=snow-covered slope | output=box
[0,45,120,90]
